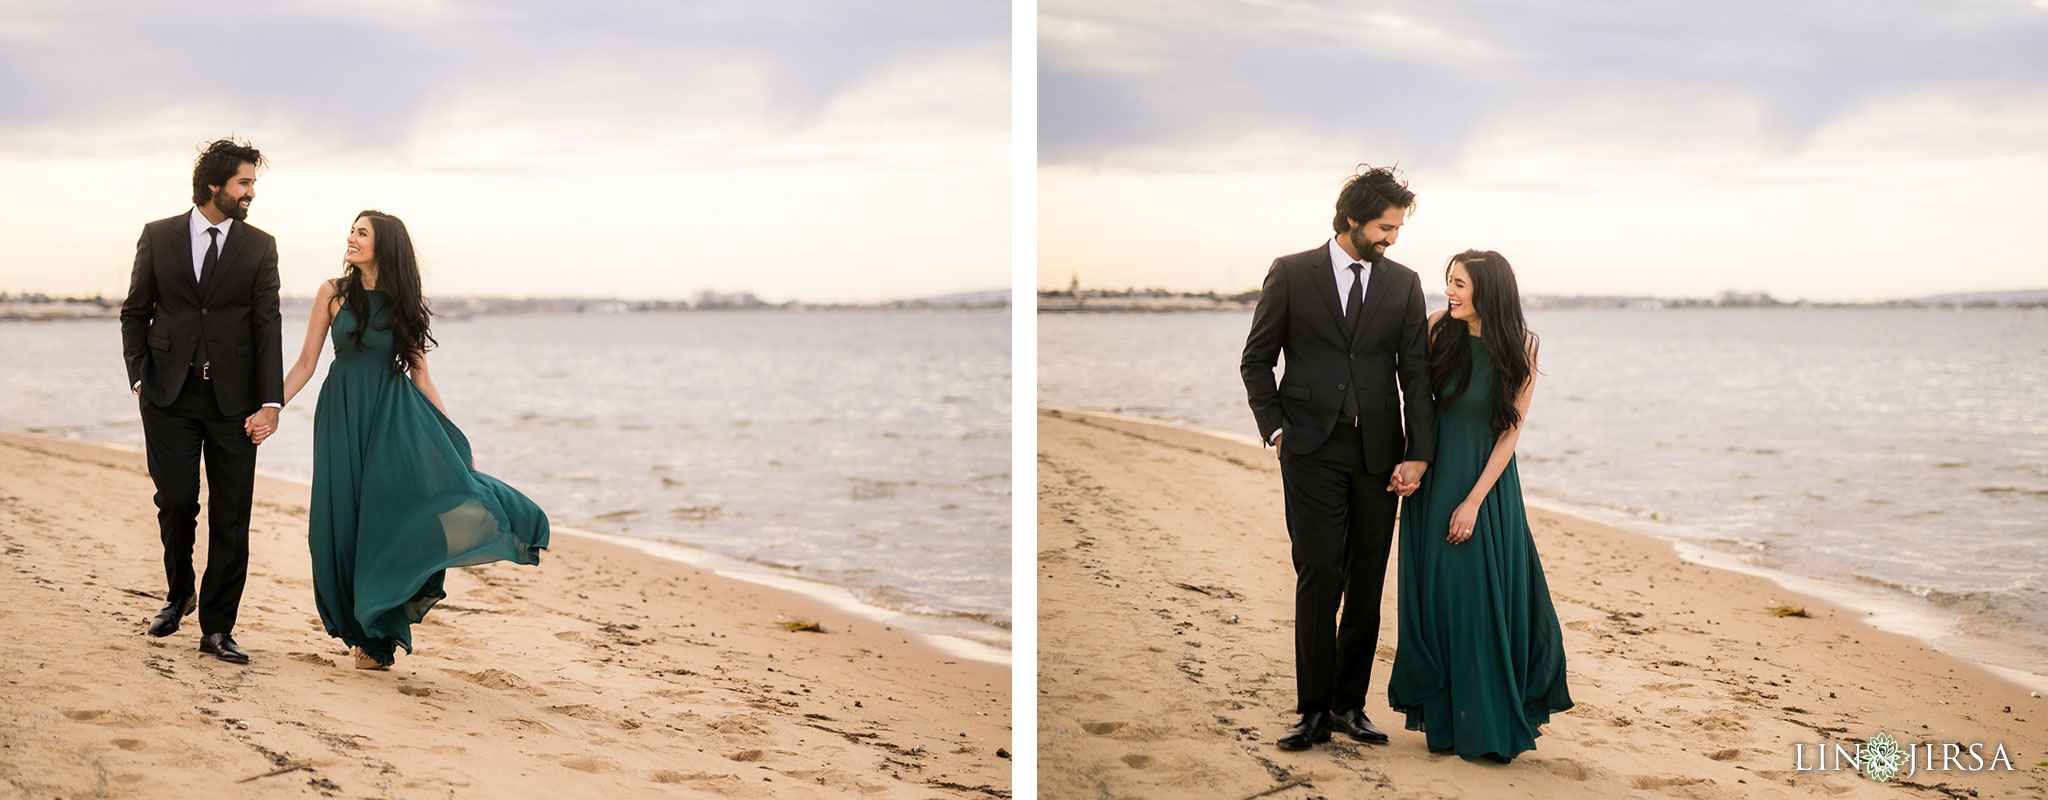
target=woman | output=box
[1385,249,1571,762]
[264,210,549,670]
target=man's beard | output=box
[1348,228,1386,264]
[214,192,250,221]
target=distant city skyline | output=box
[0,2,1008,303]
[1039,1,2048,303]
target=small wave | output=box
[1851,576,2048,619]
[1979,486,2048,499]
[669,505,721,521]
[512,413,590,428]
[844,585,1012,631]
[846,477,917,501]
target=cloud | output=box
[0,0,1007,166]
[1039,0,2048,173]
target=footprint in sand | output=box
[1693,709,1750,740]
[726,749,765,762]
[1539,758,1593,781]
[1120,754,1155,769]
[1081,721,1125,735]
[709,714,768,736]
[1629,775,1714,791]
[448,668,546,696]
[779,768,890,794]
[502,717,556,733]
[61,709,108,721]
[1707,748,1742,762]
[398,685,432,698]
[111,739,145,751]
[648,771,748,793]
[545,704,611,722]
[289,652,331,667]
[556,755,617,773]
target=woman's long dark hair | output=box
[334,210,435,376]
[1426,250,1537,436]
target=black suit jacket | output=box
[120,212,283,416]
[1241,243,1434,474]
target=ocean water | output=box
[1,309,1011,647]
[1039,308,2048,680]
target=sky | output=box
[0,0,1008,303]
[1039,0,2048,302]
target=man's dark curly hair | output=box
[1331,164,1416,234]
[191,137,266,206]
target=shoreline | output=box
[1037,404,2048,695]
[12,430,1012,666]
[0,432,1011,798]
[1037,406,2045,798]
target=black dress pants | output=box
[1279,423,1397,715]
[138,374,254,635]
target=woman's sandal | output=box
[349,645,390,671]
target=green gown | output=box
[309,290,548,666]
[1387,334,1572,762]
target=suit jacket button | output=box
[1337,383,1346,390]
[188,336,197,342]
[200,308,209,316]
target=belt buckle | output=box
[201,361,210,380]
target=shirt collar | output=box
[189,206,234,239]
[1328,237,1366,273]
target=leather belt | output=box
[189,361,211,380]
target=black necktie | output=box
[201,227,220,283]
[1346,262,1365,328]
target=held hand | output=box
[1270,432,1283,457]
[1447,500,1479,545]
[245,407,281,445]
[1386,460,1426,496]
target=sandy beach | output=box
[0,433,1009,799]
[1036,408,2046,799]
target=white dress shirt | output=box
[1327,237,1370,316]
[188,207,234,284]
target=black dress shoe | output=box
[200,632,249,664]
[146,597,196,637]
[1330,708,1389,744]
[1276,711,1332,751]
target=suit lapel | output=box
[1308,249,1344,335]
[1349,262,1393,348]
[171,217,200,298]
[199,221,248,304]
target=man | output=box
[120,138,283,664]
[1240,165,1435,750]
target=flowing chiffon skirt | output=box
[308,291,547,666]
